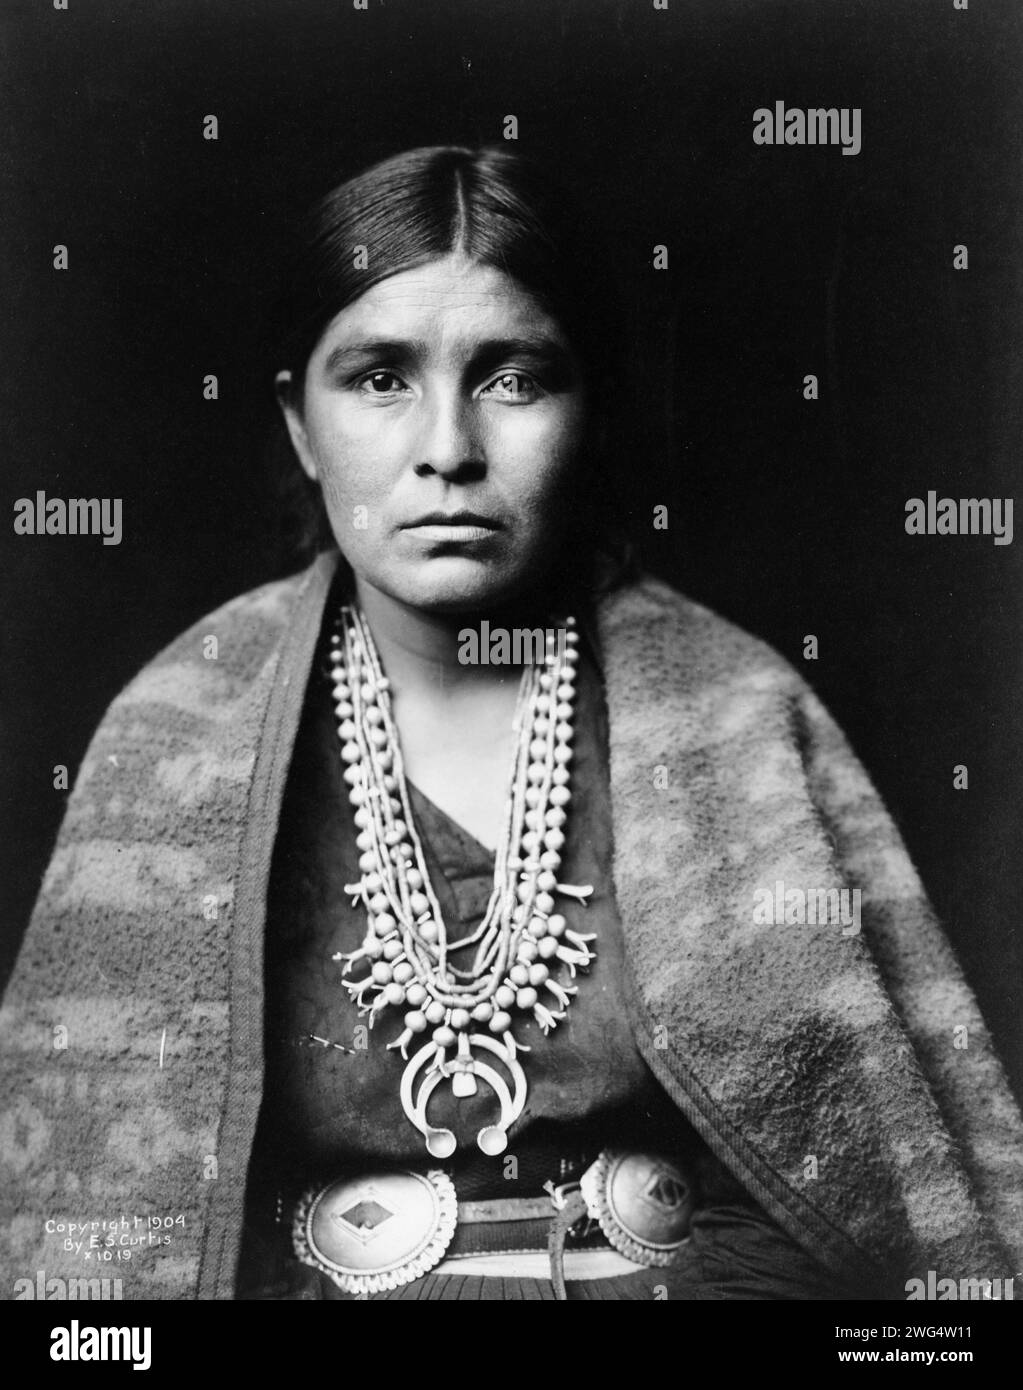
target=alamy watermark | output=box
[13,1269,123,1300]
[753,880,861,936]
[753,102,861,156]
[13,491,122,545]
[457,623,568,666]
[50,1320,151,1371]
[905,493,1013,545]
[905,1271,1015,1300]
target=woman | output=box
[2,147,1021,1302]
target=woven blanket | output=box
[2,553,1020,1298]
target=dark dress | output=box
[236,614,844,1300]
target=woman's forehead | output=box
[312,255,566,357]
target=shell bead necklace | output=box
[331,605,596,1159]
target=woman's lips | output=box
[402,522,500,543]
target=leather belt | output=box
[434,1249,645,1279]
[457,1196,554,1222]
[292,1150,694,1297]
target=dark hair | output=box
[269,145,635,588]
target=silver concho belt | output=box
[293,1150,694,1295]
[579,1150,693,1266]
[293,1170,457,1295]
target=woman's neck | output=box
[352,576,558,697]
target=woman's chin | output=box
[365,556,543,616]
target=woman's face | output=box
[277,254,587,614]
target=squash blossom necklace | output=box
[331,605,596,1160]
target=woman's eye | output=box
[483,371,540,400]
[357,371,407,395]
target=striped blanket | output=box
[2,553,1020,1298]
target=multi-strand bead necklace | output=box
[330,605,596,1159]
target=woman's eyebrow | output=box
[321,334,574,379]
[469,336,574,371]
[321,339,426,375]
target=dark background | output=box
[2,0,1021,1096]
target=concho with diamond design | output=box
[293,1170,457,1294]
[579,1150,694,1266]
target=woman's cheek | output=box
[517,437,583,513]
[313,428,388,513]
[529,403,585,469]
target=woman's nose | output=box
[412,391,485,481]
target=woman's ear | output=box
[275,369,319,483]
